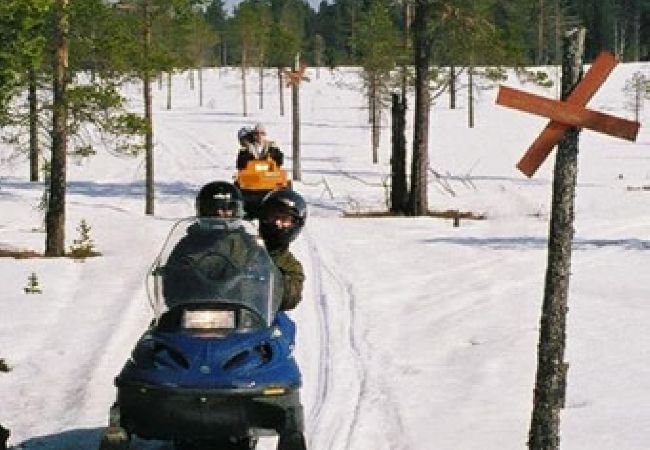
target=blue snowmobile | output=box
[99,216,306,450]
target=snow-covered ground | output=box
[1,62,648,450]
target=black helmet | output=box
[195,181,244,218]
[259,189,307,251]
[237,127,252,147]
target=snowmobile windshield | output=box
[148,217,283,326]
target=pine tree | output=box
[0,0,50,124]
[24,272,43,294]
[205,0,228,64]
[69,219,100,258]
[353,0,401,163]
[409,0,433,216]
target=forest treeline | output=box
[211,0,650,67]
[2,1,650,95]
[1,0,649,254]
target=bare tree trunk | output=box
[166,72,172,110]
[468,59,474,128]
[632,0,640,61]
[241,51,248,117]
[278,66,284,116]
[221,41,228,66]
[538,0,545,64]
[314,34,323,79]
[292,55,301,181]
[408,0,431,216]
[371,74,379,163]
[401,0,411,101]
[390,93,408,214]
[634,76,642,122]
[189,69,195,90]
[199,66,203,106]
[259,64,264,110]
[28,67,39,182]
[618,22,627,60]
[528,27,585,450]
[449,64,456,109]
[143,0,154,216]
[554,0,561,64]
[46,0,69,256]
[368,83,373,123]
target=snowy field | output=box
[0,62,649,450]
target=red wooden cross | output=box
[285,64,310,87]
[496,52,641,177]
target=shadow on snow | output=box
[0,179,196,201]
[421,236,650,251]
[18,427,169,450]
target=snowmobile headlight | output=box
[254,163,270,172]
[182,310,235,330]
[262,386,286,396]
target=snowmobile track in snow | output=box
[304,230,412,450]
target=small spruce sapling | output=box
[69,219,100,259]
[0,358,11,372]
[24,272,42,294]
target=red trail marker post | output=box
[496,51,641,177]
[497,40,641,449]
[284,58,310,181]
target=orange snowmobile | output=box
[235,156,291,219]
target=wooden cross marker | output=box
[496,51,641,177]
[284,64,310,87]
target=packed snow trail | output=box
[294,229,414,450]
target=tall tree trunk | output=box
[45,0,69,256]
[538,0,545,64]
[368,83,373,123]
[371,73,379,164]
[401,0,411,101]
[28,67,39,182]
[468,59,474,128]
[221,41,228,66]
[632,0,640,61]
[292,55,301,181]
[241,50,248,117]
[554,0,561,64]
[409,0,431,216]
[449,64,456,109]
[314,34,323,79]
[278,66,284,116]
[259,64,264,110]
[189,69,195,90]
[390,93,408,214]
[143,0,154,216]
[166,72,172,110]
[634,76,641,122]
[528,27,586,450]
[199,66,203,106]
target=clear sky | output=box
[223,0,324,14]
